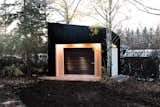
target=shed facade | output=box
[48,23,120,80]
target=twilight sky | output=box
[72,0,160,30]
[123,0,160,30]
[1,0,160,30]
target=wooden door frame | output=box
[55,43,102,79]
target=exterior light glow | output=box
[112,44,117,48]
[55,43,102,79]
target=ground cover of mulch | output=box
[0,77,160,107]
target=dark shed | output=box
[48,23,120,76]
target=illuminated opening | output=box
[64,48,94,75]
[55,43,102,79]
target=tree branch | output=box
[50,7,66,18]
[111,0,120,13]
[70,0,82,22]
[94,7,107,21]
[129,0,160,16]
[132,0,160,11]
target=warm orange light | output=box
[112,44,117,48]
[93,44,101,50]
[60,43,101,48]
[55,43,102,79]
[73,44,84,48]
[84,43,92,47]
[65,44,74,48]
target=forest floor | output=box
[0,77,160,107]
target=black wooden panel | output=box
[48,23,120,76]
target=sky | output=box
[1,0,160,31]
[122,0,160,30]
[71,0,160,30]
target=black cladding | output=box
[48,23,120,76]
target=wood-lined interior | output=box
[64,48,94,75]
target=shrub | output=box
[101,66,107,78]
[0,65,24,77]
[143,57,160,79]
[14,67,24,77]
[31,61,48,75]
[121,57,160,80]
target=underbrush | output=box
[0,61,47,77]
[0,65,24,77]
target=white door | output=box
[112,48,118,76]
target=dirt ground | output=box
[0,78,160,107]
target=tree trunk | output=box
[106,0,112,76]
[25,51,32,77]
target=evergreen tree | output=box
[148,28,154,48]
[125,28,132,48]
[135,28,141,48]
[16,0,46,76]
[0,0,20,55]
[142,27,148,48]
[0,0,19,35]
[155,26,160,48]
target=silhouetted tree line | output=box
[121,26,160,49]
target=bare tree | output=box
[91,0,129,30]
[47,0,82,24]
[129,0,160,16]
[90,0,129,76]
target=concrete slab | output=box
[111,75,129,82]
[39,75,101,82]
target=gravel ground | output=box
[0,78,160,107]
